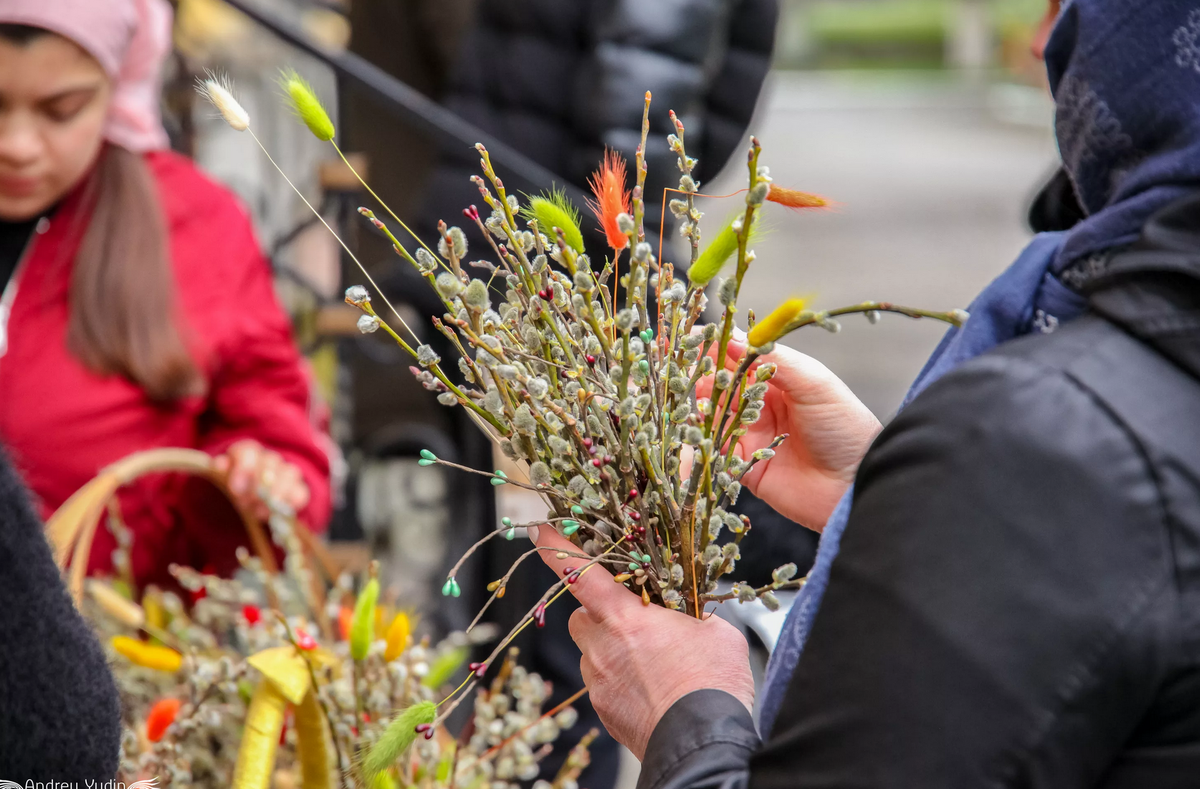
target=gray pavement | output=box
[695,71,1059,419]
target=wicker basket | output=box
[45,448,336,624]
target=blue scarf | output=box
[759,0,1200,735]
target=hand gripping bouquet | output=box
[199,71,966,760]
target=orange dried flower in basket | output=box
[146,697,183,742]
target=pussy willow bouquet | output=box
[200,69,964,739]
[91,507,589,789]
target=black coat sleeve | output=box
[640,352,1176,789]
[0,453,121,779]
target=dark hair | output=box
[1,22,201,401]
[0,23,49,45]
[69,146,202,402]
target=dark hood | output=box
[1083,190,1200,380]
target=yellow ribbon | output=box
[233,646,332,789]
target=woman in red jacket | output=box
[0,0,331,589]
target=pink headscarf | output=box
[1,0,172,152]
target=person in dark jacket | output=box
[527,0,1200,786]
[0,449,120,778]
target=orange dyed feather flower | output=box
[587,150,632,250]
[766,185,829,210]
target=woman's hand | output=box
[532,526,755,760]
[699,333,881,530]
[213,439,310,521]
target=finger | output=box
[567,607,595,646]
[533,527,640,621]
[272,464,310,512]
[258,450,283,491]
[226,443,260,495]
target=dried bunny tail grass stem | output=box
[196,73,417,343]
[333,141,437,259]
[244,128,418,343]
[277,69,438,259]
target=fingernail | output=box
[527,525,539,543]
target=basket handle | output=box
[47,448,283,607]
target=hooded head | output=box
[1045,0,1200,266]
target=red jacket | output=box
[0,150,332,588]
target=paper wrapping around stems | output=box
[232,682,287,789]
[248,645,312,704]
[235,647,332,789]
[296,688,333,789]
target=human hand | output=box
[699,333,880,530]
[531,526,755,760]
[213,439,310,521]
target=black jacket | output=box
[414,0,778,259]
[0,452,120,779]
[638,191,1200,789]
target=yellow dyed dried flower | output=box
[384,612,411,662]
[747,298,808,348]
[111,636,182,673]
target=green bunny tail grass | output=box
[689,212,759,287]
[371,772,399,789]
[280,69,335,141]
[522,189,585,254]
[350,577,380,661]
[359,701,436,784]
[421,646,469,689]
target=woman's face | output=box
[1031,0,1063,62]
[0,32,110,221]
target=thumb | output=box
[533,526,640,622]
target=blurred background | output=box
[163,0,1058,781]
